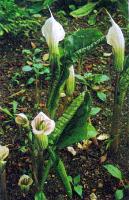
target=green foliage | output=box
[104,164,123,180]
[47,28,104,117]
[22,48,50,84]
[56,159,72,198]
[35,191,47,200]
[57,93,97,148]
[117,0,128,20]
[115,189,124,200]
[70,2,97,18]
[63,28,104,64]
[90,107,101,116]
[76,72,109,101]
[58,123,97,149]
[68,175,83,198]
[27,0,55,14]
[0,0,39,36]
[97,92,107,102]
[118,67,129,106]
[49,92,85,145]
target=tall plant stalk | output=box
[0,170,7,200]
[111,73,122,152]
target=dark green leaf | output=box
[11,100,18,114]
[74,185,83,198]
[104,164,123,180]
[64,28,103,63]
[68,176,73,183]
[70,2,97,18]
[115,189,124,200]
[49,92,85,145]
[35,191,47,200]
[88,14,97,25]
[56,159,72,198]
[0,107,13,118]
[74,175,80,185]
[94,74,109,84]
[27,77,35,85]
[58,123,97,149]
[90,107,101,116]
[97,92,107,101]
[57,93,97,148]
[22,65,32,72]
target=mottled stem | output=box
[0,170,7,200]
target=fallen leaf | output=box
[31,42,36,49]
[100,153,107,163]
[78,140,92,150]
[90,193,97,200]
[97,134,110,141]
[67,146,77,156]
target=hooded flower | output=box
[41,10,65,53]
[106,13,125,72]
[0,145,9,161]
[15,113,29,127]
[31,112,55,149]
[0,145,9,173]
[66,65,75,96]
[18,175,33,191]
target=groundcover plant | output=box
[0,1,129,200]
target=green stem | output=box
[111,73,121,153]
[35,76,40,109]
[27,129,39,189]
[40,159,53,190]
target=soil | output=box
[0,9,129,200]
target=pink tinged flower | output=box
[31,112,55,136]
[31,112,55,149]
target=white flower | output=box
[66,65,75,96]
[31,112,55,135]
[15,113,29,127]
[41,11,65,52]
[31,112,55,149]
[106,13,125,71]
[0,145,9,161]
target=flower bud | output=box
[15,113,29,127]
[66,65,75,96]
[31,112,55,150]
[106,13,125,72]
[18,175,33,192]
[0,145,9,173]
[0,145,9,161]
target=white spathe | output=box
[15,113,29,127]
[0,145,9,161]
[31,112,55,135]
[66,65,75,96]
[41,11,65,51]
[106,14,125,71]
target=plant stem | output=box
[126,88,129,141]
[0,170,7,200]
[40,159,53,190]
[35,76,40,108]
[111,73,121,153]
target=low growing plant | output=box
[104,164,129,200]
